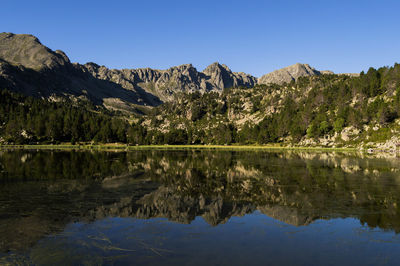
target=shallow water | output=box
[1,149,400,265]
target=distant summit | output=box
[258,63,321,85]
[202,62,257,91]
[0,32,161,109]
[0,32,69,71]
[0,32,357,111]
[0,33,259,108]
[81,61,257,102]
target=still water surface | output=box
[1,149,400,265]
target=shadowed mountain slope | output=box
[0,33,258,107]
[80,61,257,102]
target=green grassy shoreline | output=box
[0,144,359,152]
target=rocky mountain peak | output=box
[202,62,257,90]
[176,63,194,70]
[0,32,70,71]
[291,63,319,75]
[0,32,341,112]
[258,63,321,85]
[203,62,231,75]
[168,63,197,75]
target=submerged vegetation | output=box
[1,63,400,147]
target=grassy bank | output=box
[0,144,359,152]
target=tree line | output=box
[1,63,400,145]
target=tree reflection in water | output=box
[1,149,400,264]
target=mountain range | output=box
[0,32,351,111]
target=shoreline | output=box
[0,144,360,152]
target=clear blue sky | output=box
[2,0,399,77]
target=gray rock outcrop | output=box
[0,33,258,106]
[258,63,321,85]
[81,61,257,102]
[0,33,69,71]
[202,62,257,90]
[0,32,346,110]
[0,33,162,108]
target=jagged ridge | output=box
[0,32,336,109]
[81,61,257,102]
[0,33,259,107]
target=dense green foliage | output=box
[149,63,400,145]
[0,89,198,145]
[1,63,400,145]
[0,90,130,144]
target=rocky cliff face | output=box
[80,63,204,102]
[0,32,342,110]
[0,32,162,109]
[0,33,69,71]
[0,33,258,106]
[258,63,321,85]
[202,62,257,90]
[81,61,257,102]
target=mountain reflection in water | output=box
[1,149,400,264]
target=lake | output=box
[1,149,400,265]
